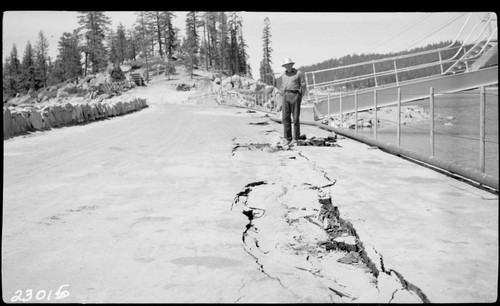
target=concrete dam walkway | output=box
[2,75,498,303]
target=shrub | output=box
[110,66,126,82]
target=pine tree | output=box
[218,12,230,73]
[237,27,249,77]
[20,41,38,92]
[2,45,23,97]
[126,28,140,61]
[77,11,111,75]
[54,30,83,83]
[163,11,177,60]
[115,23,128,64]
[143,11,165,58]
[199,13,209,70]
[107,28,119,65]
[228,12,242,75]
[185,11,199,65]
[205,12,219,69]
[135,11,151,81]
[260,17,274,85]
[35,30,50,88]
[3,44,22,96]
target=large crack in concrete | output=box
[232,179,361,301]
[230,133,430,303]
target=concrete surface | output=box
[2,72,498,303]
[300,132,499,303]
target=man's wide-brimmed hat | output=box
[282,58,295,67]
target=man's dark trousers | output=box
[282,91,301,141]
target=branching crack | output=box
[296,151,335,183]
[388,269,431,303]
[230,141,283,156]
[389,289,399,303]
[231,181,267,210]
[231,137,430,303]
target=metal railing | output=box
[306,13,497,103]
[188,83,498,190]
[323,85,498,182]
[188,89,282,113]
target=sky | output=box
[2,11,497,78]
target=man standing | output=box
[280,58,307,146]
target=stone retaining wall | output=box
[3,97,148,139]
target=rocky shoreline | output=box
[319,104,456,130]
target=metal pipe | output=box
[269,116,499,191]
[430,87,435,156]
[372,61,378,87]
[480,86,486,172]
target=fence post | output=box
[463,48,469,71]
[312,73,318,102]
[340,91,343,128]
[372,61,378,87]
[397,88,401,146]
[393,58,399,85]
[438,51,444,74]
[430,87,435,156]
[306,73,311,102]
[327,92,331,122]
[373,89,378,140]
[480,86,486,172]
[355,90,358,134]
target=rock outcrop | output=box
[4,97,148,139]
[211,74,283,112]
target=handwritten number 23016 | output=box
[11,284,69,302]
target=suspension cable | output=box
[402,13,467,50]
[369,14,432,52]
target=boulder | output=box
[20,109,35,131]
[57,90,70,99]
[98,93,112,100]
[28,109,44,130]
[230,75,242,89]
[75,104,84,122]
[221,77,234,90]
[82,75,96,83]
[37,92,46,101]
[63,82,78,94]
[15,95,32,105]
[120,65,132,73]
[11,111,29,134]
[249,82,266,92]
[116,101,124,115]
[3,107,13,138]
[41,106,58,127]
